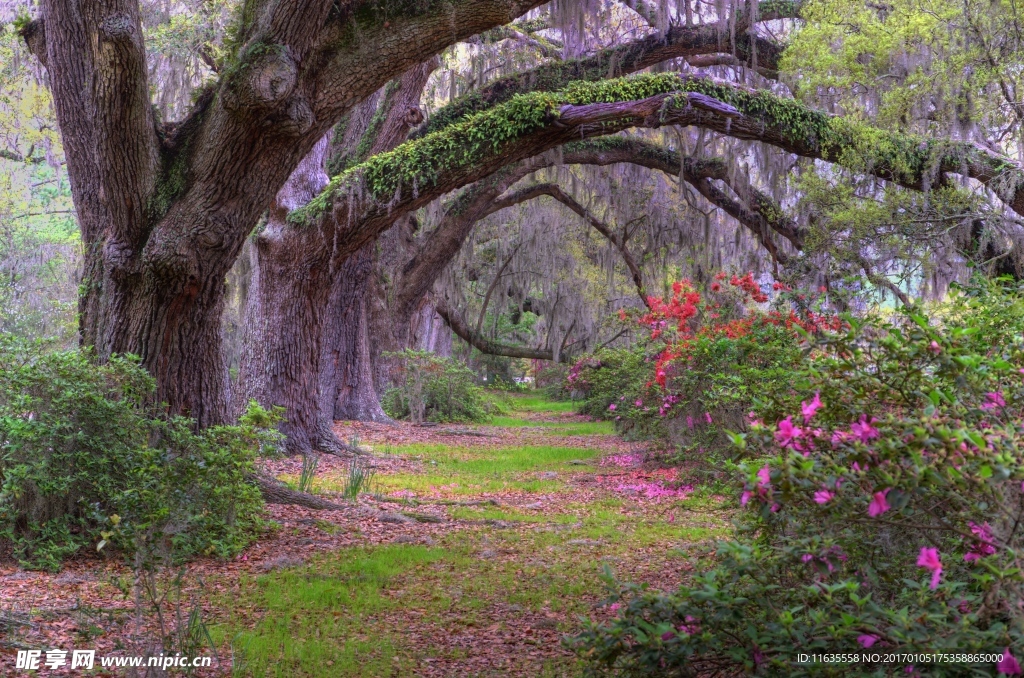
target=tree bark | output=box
[237,136,337,454]
[24,0,547,427]
[322,244,391,422]
[240,59,437,444]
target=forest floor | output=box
[0,394,731,677]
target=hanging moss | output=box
[292,72,690,224]
[292,71,1024,227]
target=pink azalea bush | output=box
[573,279,1024,675]
[566,275,817,466]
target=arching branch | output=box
[434,299,568,362]
[414,2,796,138]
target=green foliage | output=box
[381,349,496,423]
[0,339,277,570]
[342,456,376,499]
[783,0,1024,138]
[297,453,319,493]
[572,278,1024,676]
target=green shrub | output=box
[381,349,498,423]
[571,279,1024,676]
[0,338,276,571]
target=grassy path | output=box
[0,395,728,677]
[214,395,729,677]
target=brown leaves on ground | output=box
[0,403,724,677]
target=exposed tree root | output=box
[251,474,424,523]
[436,428,501,438]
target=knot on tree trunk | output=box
[265,95,315,137]
[403,106,425,127]
[223,44,299,112]
[99,13,137,43]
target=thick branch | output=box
[435,299,566,362]
[0,149,45,164]
[414,3,795,138]
[304,69,1024,292]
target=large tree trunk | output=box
[236,137,338,454]
[322,243,391,422]
[24,0,546,431]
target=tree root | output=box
[251,474,422,523]
[436,428,500,438]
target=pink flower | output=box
[801,392,823,424]
[740,491,752,506]
[964,522,997,562]
[998,649,1022,675]
[857,634,879,648]
[850,415,880,443]
[868,489,890,517]
[661,630,676,641]
[705,412,713,424]
[917,547,942,590]
[677,616,700,635]
[620,395,626,401]
[609,603,621,612]
[635,399,643,407]
[687,415,694,429]
[608,404,617,411]
[775,417,803,447]
[982,391,1007,411]
[814,489,834,504]
[928,340,941,355]
[757,465,771,487]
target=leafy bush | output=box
[0,338,276,571]
[568,274,823,460]
[572,279,1024,676]
[535,360,571,399]
[382,349,500,423]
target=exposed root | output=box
[251,474,422,524]
[436,428,500,438]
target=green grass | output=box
[509,394,576,413]
[224,392,729,676]
[483,415,615,435]
[210,519,701,677]
[214,545,445,677]
[313,444,601,496]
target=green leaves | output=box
[573,278,1024,676]
[0,338,271,570]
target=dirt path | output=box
[0,395,728,677]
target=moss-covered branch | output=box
[414,1,796,138]
[294,71,1024,271]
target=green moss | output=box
[292,72,689,224]
[294,71,1024,227]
